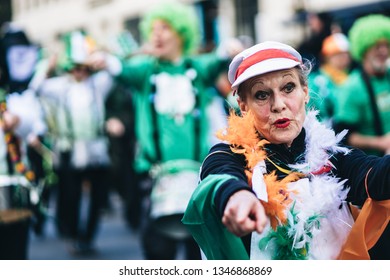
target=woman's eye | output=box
[283,82,295,93]
[255,91,269,100]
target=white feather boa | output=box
[251,111,354,260]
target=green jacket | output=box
[182,174,249,260]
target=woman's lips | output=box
[274,118,290,128]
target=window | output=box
[234,0,258,41]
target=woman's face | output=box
[238,68,309,147]
[150,19,183,61]
[71,64,90,82]
[328,52,351,72]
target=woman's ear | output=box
[303,85,310,104]
[237,97,248,115]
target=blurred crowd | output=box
[0,1,389,260]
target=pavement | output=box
[27,192,145,260]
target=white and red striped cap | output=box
[228,41,302,91]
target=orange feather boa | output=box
[216,111,303,224]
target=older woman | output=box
[182,41,390,260]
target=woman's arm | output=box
[334,148,390,205]
[200,143,267,236]
[200,143,249,214]
[88,52,151,90]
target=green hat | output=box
[59,30,97,71]
[139,2,200,55]
[348,14,390,62]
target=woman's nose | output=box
[271,92,286,113]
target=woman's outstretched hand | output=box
[222,190,267,237]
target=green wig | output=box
[140,1,200,55]
[348,14,390,62]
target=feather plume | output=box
[262,171,302,224]
[289,111,350,173]
[216,110,268,172]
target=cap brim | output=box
[231,58,300,90]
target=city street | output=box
[27,192,144,260]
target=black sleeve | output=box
[332,148,390,206]
[200,143,256,216]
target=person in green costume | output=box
[333,14,390,259]
[91,1,243,260]
[308,32,351,124]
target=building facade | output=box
[8,0,390,53]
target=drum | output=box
[149,160,200,240]
[0,175,32,211]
